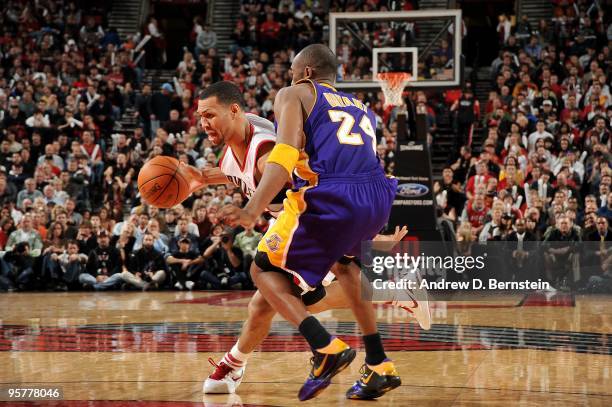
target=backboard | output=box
[329,9,463,90]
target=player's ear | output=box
[304,66,313,79]
[230,103,239,117]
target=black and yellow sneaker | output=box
[298,338,356,401]
[346,360,401,400]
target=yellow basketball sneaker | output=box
[346,359,401,400]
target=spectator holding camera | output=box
[0,242,36,291]
[5,214,43,257]
[122,232,168,291]
[200,226,246,289]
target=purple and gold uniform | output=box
[257,79,397,291]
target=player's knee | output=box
[247,292,275,321]
[331,262,353,277]
[305,302,324,313]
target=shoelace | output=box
[208,357,234,380]
[308,352,326,376]
[356,365,373,384]
[395,303,415,314]
[359,365,367,377]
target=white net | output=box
[376,72,412,107]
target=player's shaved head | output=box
[199,81,245,109]
[292,44,337,83]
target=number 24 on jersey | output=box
[328,110,377,154]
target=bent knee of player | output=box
[307,282,349,313]
[305,301,325,314]
[330,261,354,277]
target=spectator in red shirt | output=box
[259,13,281,51]
[466,161,494,200]
[461,194,488,234]
[80,131,104,187]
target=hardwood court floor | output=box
[0,291,611,406]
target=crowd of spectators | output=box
[436,0,612,291]
[0,0,610,293]
[0,0,261,292]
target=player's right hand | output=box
[178,162,209,192]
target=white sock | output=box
[222,342,250,369]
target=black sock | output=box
[363,333,386,365]
[298,316,332,350]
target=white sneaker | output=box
[186,281,195,290]
[203,393,243,406]
[203,358,246,394]
[174,282,184,290]
[391,267,432,330]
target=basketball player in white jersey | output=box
[192,81,431,394]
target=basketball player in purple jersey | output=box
[220,44,402,400]
[190,82,428,396]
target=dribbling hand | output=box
[178,162,209,193]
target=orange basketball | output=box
[137,156,191,208]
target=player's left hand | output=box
[219,204,257,228]
[372,225,408,252]
[390,225,409,241]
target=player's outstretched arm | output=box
[180,163,231,192]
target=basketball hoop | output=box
[376,72,412,108]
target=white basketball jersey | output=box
[219,113,276,199]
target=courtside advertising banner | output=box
[389,141,437,236]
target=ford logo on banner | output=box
[397,183,429,198]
